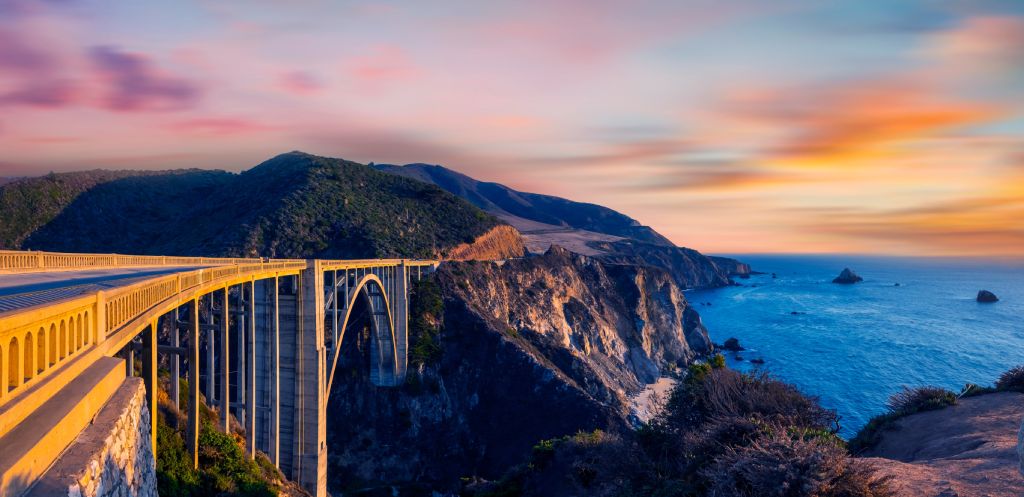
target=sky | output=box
[1,1,1022,258]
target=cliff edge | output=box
[861,392,1024,497]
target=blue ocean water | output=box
[686,254,1024,437]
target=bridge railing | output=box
[0,259,304,407]
[0,250,266,273]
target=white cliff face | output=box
[442,245,712,405]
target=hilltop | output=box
[376,162,749,288]
[0,152,506,259]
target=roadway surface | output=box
[0,266,209,313]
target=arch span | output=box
[325,273,399,397]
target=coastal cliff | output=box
[324,246,712,492]
[445,224,527,261]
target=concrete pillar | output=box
[395,262,408,380]
[171,322,180,410]
[269,277,280,466]
[142,318,158,456]
[126,347,134,377]
[293,261,327,497]
[205,296,214,404]
[187,298,200,469]
[219,287,230,432]
[245,280,257,459]
[236,285,247,424]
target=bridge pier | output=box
[187,298,200,469]
[219,287,230,432]
[245,280,257,459]
[292,262,327,497]
[142,318,158,455]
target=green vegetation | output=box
[408,278,444,368]
[2,152,499,258]
[472,360,891,497]
[995,365,1024,392]
[155,378,284,497]
[848,386,958,455]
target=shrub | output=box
[996,365,1024,392]
[886,386,957,415]
[705,429,892,497]
[849,386,957,455]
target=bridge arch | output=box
[325,273,399,398]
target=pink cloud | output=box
[90,46,201,111]
[345,45,419,86]
[278,70,322,95]
[167,117,277,136]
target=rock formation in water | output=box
[978,290,1000,303]
[722,337,744,351]
[832,267,864,284]
[324,246,712,492]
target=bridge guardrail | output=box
[0,250,267,273]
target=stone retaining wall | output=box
[28,377,156,497]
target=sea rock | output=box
[723,337,744,351]
[750,358,765,365]
[977,290,999,303]
[832,268,863,284]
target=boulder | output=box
[832,268,863,284]
[722,337,744,351]
[977,290,999,303]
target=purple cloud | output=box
[90,46,200,111]
[0,80,75,107]
[0,29,54,72]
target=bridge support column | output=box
[143,317,158,456]
[219,287,230,432]
[254,277,281,466]
[292,261,327,497]
[171,322,180,410]
[187,298,200,469]
[395,262,408,380]
[245,280,257,459]
[205,297,214,407]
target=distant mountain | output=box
[375,162,750,287]
[374,163,674,247]
[0,152,506,259]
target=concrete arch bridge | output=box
[0,250,437,497]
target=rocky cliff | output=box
[324,246,712,493]
[445,224,527,261]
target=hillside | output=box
[0,152,504,259]
[376,162,750,288]
[374,163,674,247]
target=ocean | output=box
[685,254,1024,438]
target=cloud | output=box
[0,27,79,107]
[278,70,322,95]
[800,191,1024,257]
[90,46,201,111]
[716,78,998,166]
[167,117,277,136]
[344,45,420,87]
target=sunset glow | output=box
[1,1,1022,257]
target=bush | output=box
[996,365,1024,392]
[849,386,957,455]
[886,386,957,415]
[705,430,892,497]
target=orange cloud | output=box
[721,79,998,167]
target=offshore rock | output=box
[977,290,1000,303]
[832,267,863,284]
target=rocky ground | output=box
[862,392,1024,497]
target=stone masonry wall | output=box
[29,377,156,497]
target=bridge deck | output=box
[0,266,209,313]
